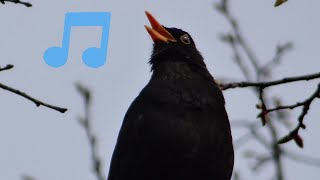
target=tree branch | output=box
[243,151,273,171]
[0,64,14,71]
[216,0,260,77]
[277,83,320,147]
[283,149,320,166]
[0,82,67,113]
[0,0,32,7]
[220,72,320,90]
[215,1,287,179]
[76,83,106,180]
[258,84,320,118]
[259,42,293,78]
[220,33,253,81]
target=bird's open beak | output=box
[144,11,177,43]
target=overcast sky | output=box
[0,0,319,180]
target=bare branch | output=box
[258,87,268,125]
[220,72,320,90]
[278,83,320,147]
[259,42,293,77]
[243,151,273,171]
[216,0,260,77]
[220,33,253,80]
[259,85,320,118]
[261,101,305,116]
[0,64,14,71]
[76,83,106,180]
[283,150,320,166]
[215,1,287,179]
[0,0,32,7]
[0,82,67,113]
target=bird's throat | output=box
[151,61,211,81]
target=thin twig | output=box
[0,82,67,113]
[258,85,320,117]
[216,1,285,179]
[243,151,273,171]
[220,72,320,90]
[261,101,305,115]
[258,87,268,125]
[0,64,14,71]
[76,83,106,180]
[283,150,320,166]
[278,83,320,147]
[217,0,260,77]
[0,0,32,7]
[259,42,293,77]
[220,33,252,80]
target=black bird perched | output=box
[107,11,234,180]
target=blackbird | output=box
[107,11,234,180]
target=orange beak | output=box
[144,11,176,43]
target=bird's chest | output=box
[146,79,223,109]
[140,107,213,159]
[137,80,228,157]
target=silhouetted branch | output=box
[277,83,320,148]
[216,0,260,77]
[221,72,320,147]
[0,82,67,113]
[220,72,320,90]
[76,83,106,180]
[0,0,32,7]
[261,101,306,116]
[0,64,14,71]
[258,87,269,125]
[1,64,67,113]
[215,1,289,179]
[216,0,320,178]
[259,84,320,118]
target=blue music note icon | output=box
[43,12,111,68]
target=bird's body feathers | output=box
[107,12,234,180]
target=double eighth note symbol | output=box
[43,12,111,68]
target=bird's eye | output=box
[180,34,191,44]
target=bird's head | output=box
[144,11,206,72]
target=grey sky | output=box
[0,0,319,179]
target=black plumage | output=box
[107,12,234,180]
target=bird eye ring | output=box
[180,34,191,44]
